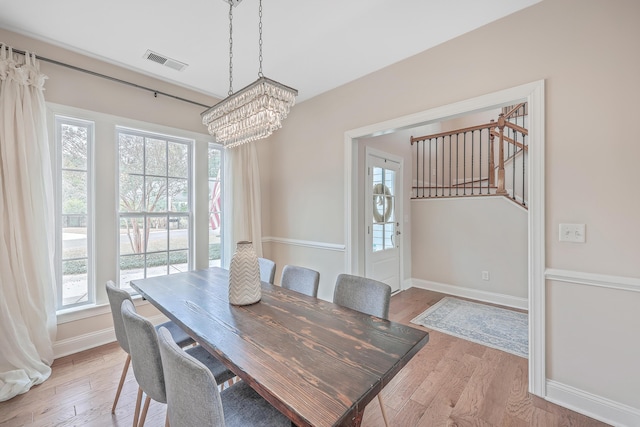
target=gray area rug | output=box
[410,297,528,358]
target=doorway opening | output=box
[344,80,545,397]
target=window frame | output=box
[208,142,224,268]
[116,127,194,290]
[54,115,95,310]
[48,102,216,320]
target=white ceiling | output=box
[0,0,539,103]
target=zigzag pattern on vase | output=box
[229,242,262,305]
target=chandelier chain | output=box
[228,2,234,95]
[202,0,297,148]
[258,0,263,77]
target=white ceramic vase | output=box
[228,241,261,306]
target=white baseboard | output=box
[53,327,116,358]
[53,314,168,358]
[546,380,640,427]
[409,278,528,310]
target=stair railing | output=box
[410,103,528,207]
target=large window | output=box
[50,104,215,317]
[56,116,94,309]
[208,144,223,267]
[118,128,192,289]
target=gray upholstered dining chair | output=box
[333,274,392,427]
[280,265,320,298]
[120,300,236,427]
[258,257,276,284]
[157,327,290,427]
[333,274,391,320]
[105,280,195,414]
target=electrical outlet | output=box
[559,223,586,243]
[482,271,490,281]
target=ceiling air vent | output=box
[143,50,188,72]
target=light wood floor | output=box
[0,288,609,427]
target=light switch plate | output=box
[559,223,586,243]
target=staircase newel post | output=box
[496,114,508,195]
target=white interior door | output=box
[365,150,402,293]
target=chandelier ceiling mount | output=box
[202,0,298,149]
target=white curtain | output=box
[0,44,57,402]
[224,142,263,263]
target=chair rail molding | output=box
[262,236,346,252]
[545,269,640,293]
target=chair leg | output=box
[138,395,152,427]
[165,410,170,427]
[112,354,131,414]
[132,387,143,427]
[220,377,235,391]
[378,394,390,427]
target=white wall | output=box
[411,197,528,302]
[546,280,640,410]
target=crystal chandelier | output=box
[202,0,298,149]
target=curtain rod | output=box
[10,47,211,109]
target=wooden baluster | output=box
[496,114,508,195]
[489,120,495,187]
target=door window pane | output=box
[372,223,385,252]
[371,165,396,252]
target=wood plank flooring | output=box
[0,288,610,426]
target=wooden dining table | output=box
[131,267,429,427]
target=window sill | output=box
[56,295,148,325]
